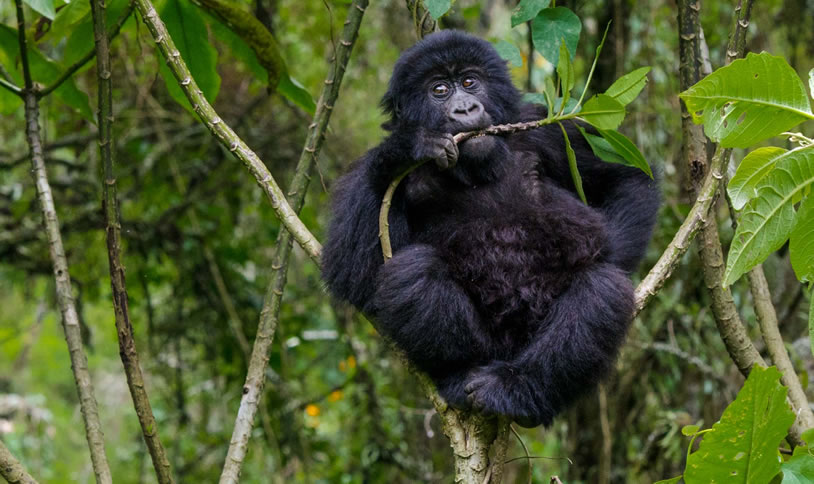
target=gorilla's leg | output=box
[464,263,633,427]
[370,244,488,382]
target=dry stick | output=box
[0,440,38,484]
[132,0,322,264]
[218,2,368,482]
[90,0,174,482]
[14,1,113,482]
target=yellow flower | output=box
[328,390,343,402]
[347,355,356,369]
[305,404,320,417]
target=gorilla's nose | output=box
[451,100,483,119]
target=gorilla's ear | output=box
[380,90,399,131]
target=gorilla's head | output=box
[380,31,521,134]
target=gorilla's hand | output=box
[412,130,458,170]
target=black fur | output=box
[322,31,660,427]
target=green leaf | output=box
[511,0,550,27]
[605,66,651,106]
[811,293,814,382]
[23,0,56,20]
[728,147,791,210]
[653,477,682,484]
[789,196,814,282]
[50,0,91,40]
[679,52,814,148]
[681,424,701,436]
[493,40,523,68]
[278,75,316,116]
[0,25,92,121]
[809,68,814,100]
[559,122,586,204]
[557,40,575,109]
[531,7,581,66]
[598,129,652,178]
[63,0,130,69]
[577,126,626,165]
[724,146,814,286]
[781,454,814,484]
[684,366,795,484]
[425,0,451,19]
[159,0,221,110]
[580,94,625,130]
[210,17,268,83]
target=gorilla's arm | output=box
[322,128,457,309]
[511,105,660,272]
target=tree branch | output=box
[90,0,174,481]
[14,0,113,482]
[0,440,38,484]
[132,0,322,264]
[217,2,368,482]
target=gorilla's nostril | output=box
[467,104,481,113]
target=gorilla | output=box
[322,31,659,427]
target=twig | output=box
[0,440,38,484]
[132,0,322,264]
[38,3,134,99]
[217,2,368,482]
[0,76,21,96]
[90,0,174,481]
[510,425,533,484]
[14,0,113,482]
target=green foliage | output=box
[50,0,91,39]
[683,366,795,483]
[790,195,814,282]
[556,41,575,110]
[159,0,221,110]
[679,52,814,148]
[23,0,55,20]
[605,66,651,106]
[493,40,523,68]
[681,424,701,436]
[781,454,814,483]
[728,147,789,210]
[425,0,451,20]
[278,76,317,115]
[559,122,586,203]
[809,68,814,100]
[653,477,682,484]
[62,0,130,68]
[724,146,814,286]
[593,128,653,178]
[0,25,93,121]
[580,93,625,129]
[510,0,550,27]
[531,7,581,66]
[810,288,814,360]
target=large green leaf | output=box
[425,0,451,19]
[605,67,651,106]
[810,288,814,365]
[0,25,23,114]
[728,147,790,210]
[24,0,56,20]
[559,122,586,204]
[511,0,551,27]
[576,125,627,166]
[679,52,813,148]
[159,0,221,110]
[531,7,581,66]
[724,147,814,286]
[580,94,625,130]
[790,195,814,282]
[63,0,131,68]
[781,454,814,484]
[50,0,91,40]
[684,366,794,484]
[493,40,523,68]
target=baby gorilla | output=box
[322,31,659,427]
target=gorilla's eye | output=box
[431,83,450,97]
[461,77,478,89]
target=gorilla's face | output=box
[426,70,493,134]
[380,31,521,134]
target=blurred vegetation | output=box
[0,0,813,482]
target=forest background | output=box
[1,0,813,482]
